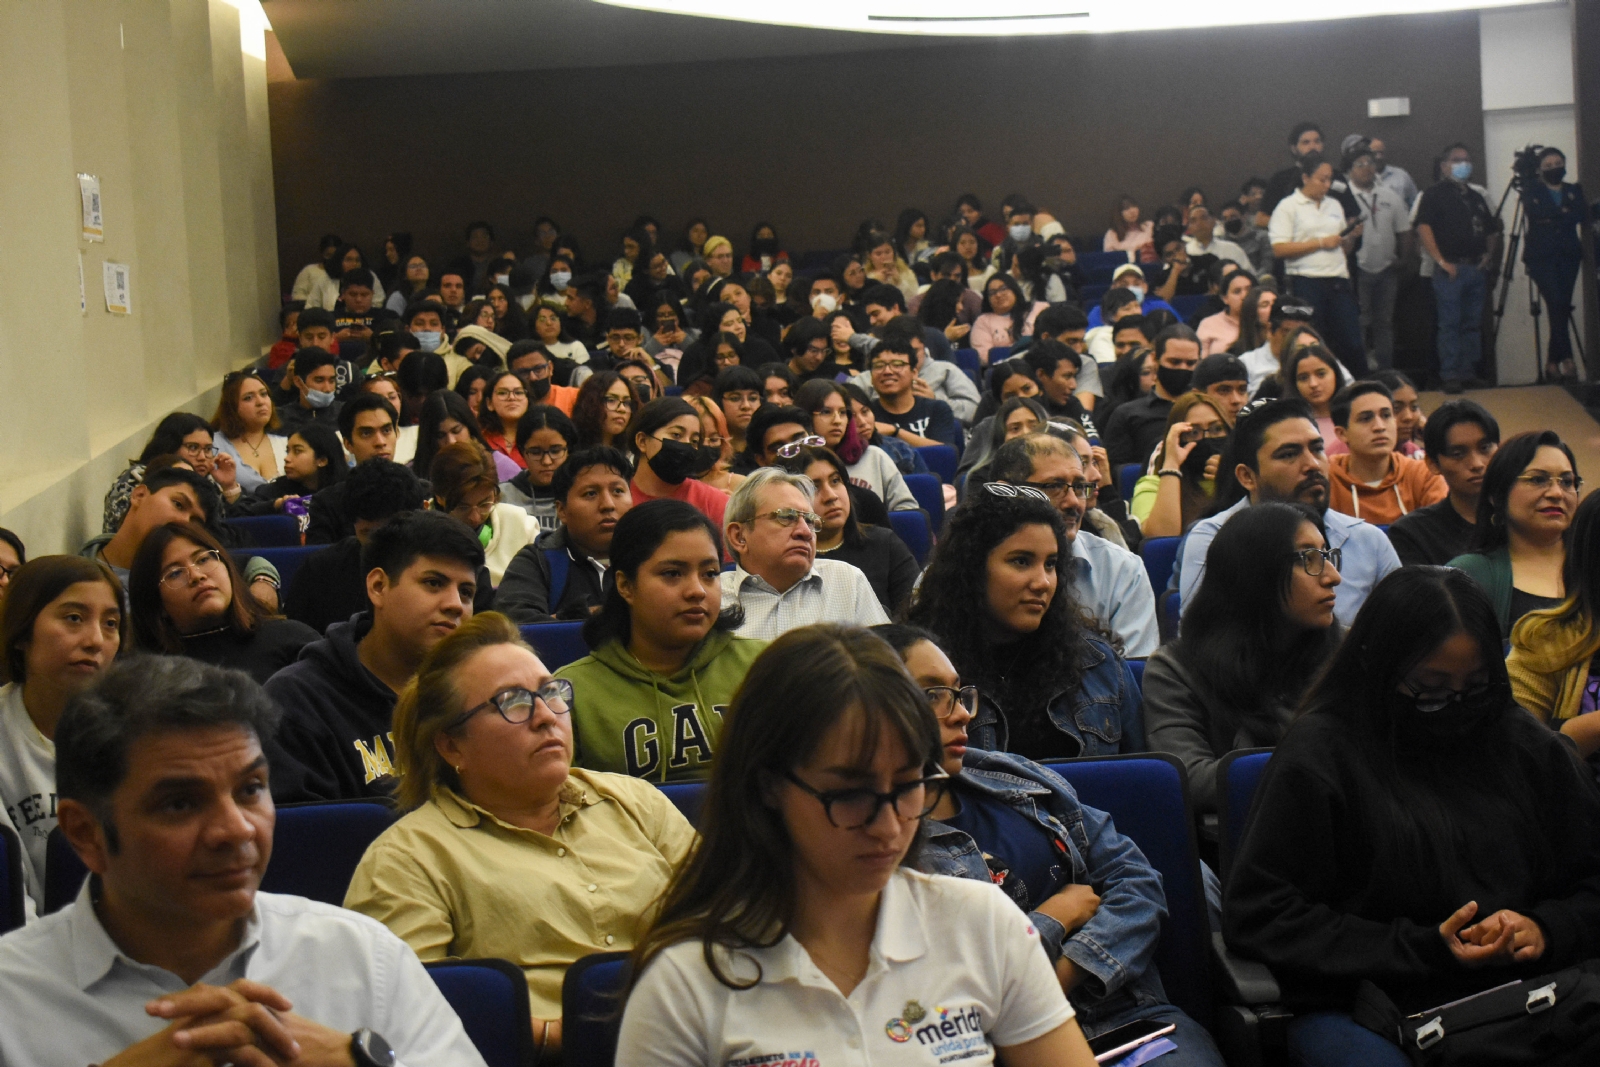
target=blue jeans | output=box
[1431,262,1486,383]
[1288,1012,1409,1067]
[1289,275,1368,376]
[1357,265,1400,370]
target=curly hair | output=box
[905,490,1091,723]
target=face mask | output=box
[811,292,838,313]
[305,388,336,409]
[1223,217,1244,235]
[1156,366,1193,396]
[412,330,443,351]
[752,237,779,255]
[1008,223,1032,242]
[647,438,702,484]
[1180,438,1220,481]
[1545,166,1566,184]
[1450,161,1473,181]
[549,271,572,291]
[1387,680,1508,739]
[1125,286,1146,304]
[527,376,552,401]
[494,274,510,286]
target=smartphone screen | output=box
[1088,1019,1175,1061]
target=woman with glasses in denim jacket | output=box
[907,487,1143,760]
[876,623,1227,1067]
[1143,502,1342,815]
[1448,430,1580,636]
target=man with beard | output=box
[1177,398,1399,626]
[507,341,579,413]
[988,433,1158,657]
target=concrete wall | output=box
[0,0,279,556]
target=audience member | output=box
[842,382,928,479]
[266,510,483,801]
[499,404,576,530]
[1370,369,1424,456]
[430,441,540,587]
[555,500,764,780]
[477,370,529,469]
[794,379,916,511]
[879,624,1227,1065]
[1191,352,1250,424]
[1325,381,1446,524]
[0,556,124,916]
[712,366,763,456]
[1131,392,1228,536]
[1104,325,1202,470]
[971,273,1047,364]
[1415,143,1500,392]
[570,370,636,449]
[719,468,888,640]
[1195,269,1257,356]
[1223,567,1600,1065]
[101,413,232,533]
[2,655,485,1066]
[866,334,959,448]
[1448,430,1579,635]
[683,394,744,494]
[1086,264,1180,328]
[239,423,345,521]
[210,370,286,493]
[1239,295,1315,395]
[284,458,427,636]
[988,435,1158,656]
[0,528,24,606]
[1344,141,1413,370]
[777,446,919,615]
[618,623,1097,1067]
[1178,399,1400,626]
[345,613,694,1057]
[129,522,316,683]
[962,397,1050,484]
[412,387,517,489]
[908,485,1143,758]
[625,396,730,531]
[1279,343,1350,453]
[276,346,344,437]
[506,340,580,414]
[357,372,416,466]
[1146,503,1341,812]
[1269,149,1367,378]
[495,446,632,624]
[1105,195,1156,256]
[82,465,218,586]
[339,391,400,465]
[740,402,818,473]
[845,316,979,425]
[1387,400,1499,566]
[1023,340,1086,423]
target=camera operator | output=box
[1520,146,1589,381]
[1415,143,1501,394]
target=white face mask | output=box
[1009,223,1032,242]
[494,273,510,286]
[549,270,572,291]
[811,292,838,313]
[1126,286,1146,304]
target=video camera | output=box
[1511,144,1548,192]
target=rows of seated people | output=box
[0,165,1596,1065]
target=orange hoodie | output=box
[1328,451,1447,525]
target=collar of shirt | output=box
[733,562,822,596]
[433,780,594,833]
[751,869,929,987]
[70,878,260,992]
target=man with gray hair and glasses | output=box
[719,467,888,640]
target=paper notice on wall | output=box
[103,261,131,314]
[79,253,86,314]
[78,173,103,241]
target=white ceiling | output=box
[261,0,963,80]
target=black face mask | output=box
[647,438,717,484]
[1180,438,1221,481]
[1544,167,1567,185]
[527,376,552,401]
[1156,366,1194,397]
[1223,217,1245,235]
[1387,679,1510,740]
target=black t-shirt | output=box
[1414,181,1499,260]
[179,618,320,685]
[1386,499,1475,567]
[284,537,370,637]
[871,396,958,447]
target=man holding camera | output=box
[1415,143,1501,394]
[1520,146,1589,382]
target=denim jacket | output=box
[968,637,1145,757]
[920,748,1170,1035]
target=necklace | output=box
[238,431,268,458]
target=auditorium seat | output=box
[953,348,982,389]
[913,444,958,485]
[259,800,393,904]
[658,781,706,826]
[43,827,86,913]
[902,473,944,531]
[1119,463,1142,501]
[887,510,932,566]
[224,514,301,547]
[1216,748,1273,884]
[426,959,536,1067]
[520,621,590,671]
[1140,536,1181,597]
[1170,294,1209,321]
[563,951,630,1067]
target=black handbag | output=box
[1351,962,1600,1065]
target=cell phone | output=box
[1340,219,1362,236]
[1178,429,1202,447]
[1088,1019,1176,1061]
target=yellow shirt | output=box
[343,770,696,1017]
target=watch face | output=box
[353,1028,396,1067]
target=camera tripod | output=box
[1490,179,1588,384]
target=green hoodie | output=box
[557,629,768,782]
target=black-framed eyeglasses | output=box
[925,686,979,723]
[869,359,912,373]
[783,770,949,829]
[774,435,826,459]
[524,445,569,462]
[1397,678,1509,715]
[447,681,574,731]
[0,563,19,584]
[982,482,1051,503]
[1289,546,1342,576]
[1022,479,1095,502]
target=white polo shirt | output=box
[617,869,1074,1066]
[1268,190,1349,279]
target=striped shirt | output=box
[719,558,889,640]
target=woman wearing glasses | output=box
[618,622,1097,1067]
[127,521,316,684]
[413,388,519,484]
[907,487,1143,760]
[971,273,1048,366]
[794,379,918,513]
[101,413,242,533]
[429,441,540,588]
[1224,567,1600,1067]
[1144,503,1341,814]
[876,623,1228,1067]
[346,612,696,1063]
[499,405,576,532]
[1131,392,1230,537]
[555,500,764,782]
[1448,430,1580,636]
[570,370,635,450]
[478,371,531,470]
[625,397,730,533]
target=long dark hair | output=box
[1229,287,1274,355]
[981,272,1031,342]
[793,379,867,465]
[581,500,740,650]
[1468,430,1578,553]
[989,397,1050,454]
[1,557,125,684]
[486,283,529,342]
[625,624,941,993]
[893,208,929,263]
[1177,503,1340,742]
[917,279,966,331]
[776,445,864,548]
[571,371,628,448]
[287,424,347,492]
[129,522,264,653]
[414,389,491,480]
[621,397,698,468]
[136,413,211,464]
[1294,567,1553,906]
[906,491,1091,722]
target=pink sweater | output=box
[971,302,1048,364]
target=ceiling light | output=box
[594,0,1546,35]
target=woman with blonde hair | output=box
[700,234,736,279]
[345,612,695,1062]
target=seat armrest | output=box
[1212,931,1283,1004]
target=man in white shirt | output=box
[1363,135,1420,207]
[1344,141,1414,371]
[1184,206,1253,271]
[720,468,888,641]
[0,654,486,1067]
[989,435,1158,657]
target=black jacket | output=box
[823,525,920,615]
[491,528,608,625]
[263,613,399,803]
[1103,393,1173,471]
[178,618,320,685]
[284,537,369,635]
[305,481,355,545]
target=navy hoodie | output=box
[263,613,400,803]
